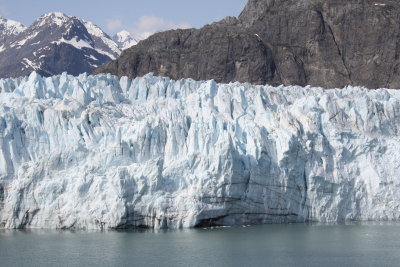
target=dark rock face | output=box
[96,19,278,85]
[0,184,4,212]
[240,0,400,88]
[95,0,400,89]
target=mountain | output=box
[1,72,400,229]
[0,17,27,45]
[95,0,400,89]
[113,30,138,50]
[96,18,276,85]
[0,12,121,78]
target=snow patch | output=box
[96,49,117,59]
[86,54,98,61]
[52,37,94,50]
[11,31,39,47]
[21,58,41,70]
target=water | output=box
[1,223,400,267]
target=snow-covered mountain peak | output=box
[0,17,27,38]
[113,30,138,50]
[31,13,121,58]
[116,30,131,39]
[43,11,67,17]
[36,12,72,27]
[21,13,95,50]
[0,12,121,78]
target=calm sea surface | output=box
[1,223,399,267]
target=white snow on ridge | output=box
[96,49,119,60]
[83,20,121,57]
[0,17,27,36]
[52,37,94,50]
[0,73,399,230]
[38,12,70,27]
[11,31,39,47]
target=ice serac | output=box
[0,72,399,229]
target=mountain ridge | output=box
[0,12,136,78]
[0,16,27,45]
[95,0,400,89]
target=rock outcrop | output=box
[95,0,400,89]
[97,19,278,85]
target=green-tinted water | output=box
[1,223,399,267]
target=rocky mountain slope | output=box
[99,20,276,85]
[95,0,400,89]
[0,13,121,78]
[0,72,399,229]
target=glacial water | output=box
[1,223,400,267]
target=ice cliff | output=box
[0,72,399,229]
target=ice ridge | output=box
[0,72,399,229]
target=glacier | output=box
[0,72,399,230]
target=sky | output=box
[0,0,248,39]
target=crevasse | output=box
[0,72,399,229]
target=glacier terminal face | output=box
[0,72,399,229]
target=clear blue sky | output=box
[0,0,248,38]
